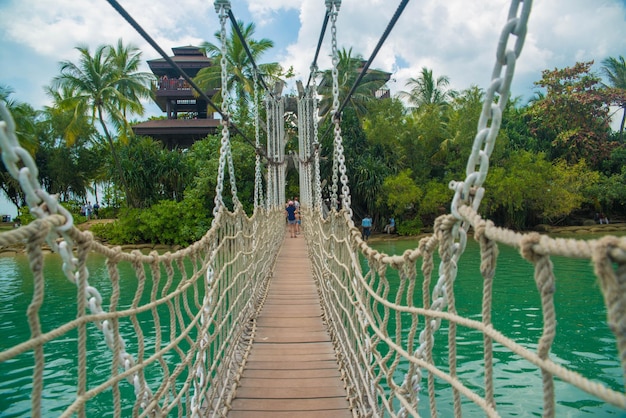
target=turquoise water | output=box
[0,253,198,417]
[370,236,626,417]
[0,236,625,417]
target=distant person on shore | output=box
[599,213,609,224]
[285,200,298,238]
[384,217,395,234]
[361,214,372,241]
[83,202,93,220]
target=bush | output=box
[396,216,423,236]
[90,199,212,246]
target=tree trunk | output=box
[618,106,626,143]
[97,106,135,207]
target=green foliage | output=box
[92,198,212,246]
[527,61,616,169]
[418,181,452,220]
[586,167,626,214]
[483,151,598,228]
[49,39,155,207]
[113,136,190,208]
[184,134,257,215]
[14,206,35,225]
[396,216,423,236]
[378,169,423,217]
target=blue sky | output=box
[0,0,625,215]
[1,0,625,109]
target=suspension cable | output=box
[305,11,331,90]
[105,0,264,157]
[318,0,410,144]
[333,0,409,120]
[226,9,276,100]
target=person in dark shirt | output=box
[285,201,298,238]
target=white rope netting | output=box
[303,207,626,417]
[1,0,625,417]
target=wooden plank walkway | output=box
[228,233,352,418]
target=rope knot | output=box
[519,232,544,264]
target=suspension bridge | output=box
[1,0,626,417]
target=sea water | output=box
[0,236,624,417]
[370,236,626,417]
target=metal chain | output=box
[213,0,232,216]
[0,101,159,413]
[311,66,323,211]
[253,69,264,209]
[265,97,273,208]
[401,0,533,409]
[450,0,532,220]
[278,97,287,206]
[297,92,307,205]
[327,0,352,216]
[446,0,532,288]
[329,0,340,210]
[300,95,313,206]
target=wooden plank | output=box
[230,397,350,411]
[235,386,346,399]
[225,232,352,417]
[247,352,337,363]
[241,368,341,379]
[237,377,345,388]
[250,342,335,353]
[229,410,352,418]
[256,317,324,328]
[244,360,339,370]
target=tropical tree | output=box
[526,61,616,168]
[602,55,626,141]
[0,85,38,153]
[399,67,457,111]
[195,20,284,125]
[377,169,422,219]
[114,136,191,208]
[317,48,390,120]
[50,40,155,207]
[0,86,39,211]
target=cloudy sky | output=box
[1,0,625,117]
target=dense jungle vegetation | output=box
[1,26,625,245]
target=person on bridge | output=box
[294,197,301,235]
[285,201,298,238]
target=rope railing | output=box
[0,206,285,417]
[303,206,626,417]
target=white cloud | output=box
[0,0,624,109]
[245,0,302,25]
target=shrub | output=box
[90,199,212,246]
[396,216,423,236]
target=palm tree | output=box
[602,55,626,141]
[317,48,390,119]
[194,20,282,124]
[399,67,457,111]
[50,40,154,207]
[0,85,38,211]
